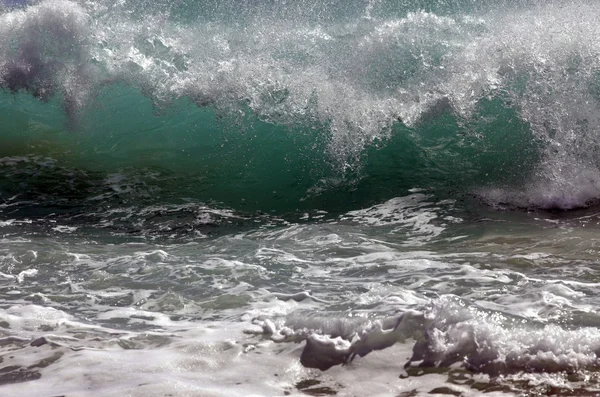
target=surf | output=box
[1,0,599,214]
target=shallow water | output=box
[2,195,600,396]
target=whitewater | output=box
[3,0,600,396]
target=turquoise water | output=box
[0,0,555,214]
[3,1,600,396]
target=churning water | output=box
[3,0,600,395]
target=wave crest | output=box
[2,1,600,210]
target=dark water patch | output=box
[0,365,41,386]
[296,379,338,396]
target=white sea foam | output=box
[2,225,600,396]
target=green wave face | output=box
[0,0,597,214]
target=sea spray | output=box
[3,4,600,394]
[1,0,583,213]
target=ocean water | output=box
[3,0,600,396]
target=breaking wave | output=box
[1,0,600,212]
